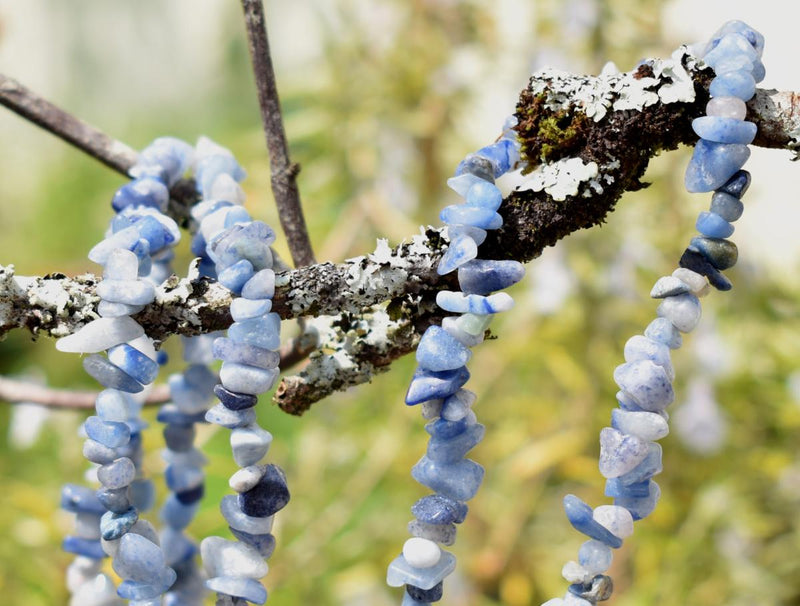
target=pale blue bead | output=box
[98,300,145,318]
[98,457,136,489]
[615,442,662,486]
[130,215,176,252]
[446,173,490,197]
[426,422,485,464]
[614,480,661,520]
[623,335,674,381]
[117,568,177,600]
[709,70,756,100]
[112,178,170,213]
[161,495,198,531]
[563,495,623,548]
[85,416,131,449]
[416,325,472,372]
[695,211,734,238]
[709,191,744,222]
[213,338,280,370]
[598,427,650,478]
[130,479,156,512]
[386,552,457,589]
[228,314,281,350]
[217,259,254,294]
[465,181,503,211]
[134,137,193,186]
[165,464,204,493]
[411,456,485,501]
[405,366,470,406]
[752,59,766,83]
[613,361,674,412]
[440,205,503,230]
[711,20,765,56]
[83,438,117,464]
[97,279,156,306]
[61,483,106,515]
[611,409,669,441]
[220,362,279,395]
[83,355,144,393]
[205,577,267,605]
[448,225,487,246]
[605,478,651,498]
[96,389,132,422]
[440,389,474,421]
[196,154,246,196]
[692,116,756,145]
[89,227,142,265]
[209,222,274,269]
[223,206,252,228]
[475,140,515,177]
[113,532,166,584]
[220,495,274,534]
[101,507,138,540]
[230,298,272,322]
[160,529,197,566]
[437,233,478,276]
[457,259,525,295]
[436,291,514,314]
[684,140,751,193]
[107,344,159,385]
[703,32,758,69]
[643,318,682,350]
[578,540,613,572]
[182,333,218,365]
[241,269,276,300]
[205,403,257,429]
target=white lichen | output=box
[517,157,599,201]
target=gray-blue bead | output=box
[61,483,106,515]
[85,415,132,449]
[97,487,132,514]
[101,507,139,540]
[165,464,204,493]
[229,528,276,559]
[98,457,136,489]
[563,494,623,548]
[405,367,470,406]
[411,494,468,525]
[614,480,661,520]
[695,211,734,238]
[436,233,478,276]
[241,269,276,300]
[426,422,485,464]
[684,140,750,193]
[83,355,144,393]
[598,427,650,478]
[220,495,274,534]
[613,361,674,412]
[416,326,472,372]
[386,552,457,590]
[160,495,199,531]
[644,318,682,350]
[205,403,257,429]
[227,314,281,350]
[205,576,267,605]
[709,191,744,222]
[411,456,484,502]
[615,442,662,486]
[692,116,756,145]
[107,344,159,385]
[709,70,756,100]
[439,205,503,230]
[457,259,525,295]
[117,568,177,600]
[213,338,281,370]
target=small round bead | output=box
[402,537,442,568]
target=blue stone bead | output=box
[97,487,132,514]
[230,298,272,322]
[753,59,766,83]
[61,483,106,515]
[132,215,175,251]
[416,325,472,372]
[436,233,478,276]
[642,317,683,349]
[703,32,758,69]
[440,205,503,230]
[219,362,278,395]
[221,495,274,534]
[197,258,216,279]
[156,405,207,426]
[563,494,623,548]
[213,338,280,371]
[692,116,756,145]
[83,354,144,393]
[228,314,281,350]
[98,457,136,490]
[223,206,252,229]
[689,236,738,270]
[239,464,290,517]
[465,181,503,211]
[213,384,258,411]
[684,140,751,193]
[83,438,117,464]
[190,232,208,257]
[613,361,674,412]
[623,335,674,380]
[614,480,661,520]
[454,155,495,182]
[118,568,177,600]
[209,222,275,270]
[108,344,160,386]
[165,464,204,493]
[716,169,751,198]
[101,507,139,540]
[164,424,195,452]
[710,191,744,222]
[411,456,485,501]
[474,139,515,177]
[425,417,468,440]
[112,178,169,213]
[205,403,256,429]
[160,528,197,566]
[161,495,199,531]
[175,484,204,506]
[457,259,525,295]
[85,415,131,449]
[711,20,764,56]
[615,443,662,486]
[604,478,651,498]
[205,577,267,605]
[436,291,513,314]
[405,366,471,406]
[695,211,734,238]
[217,259,255,295]
[412,494,468,525]
[679,249,732,291]
[598,427,650,479]
[241,269,276,300]
[196,153,246,192]
[407,582,443,602]
[386,552,457,590]
[402,590,429,606]
[229,528,277,559]
[63,536,106,559]
[426,422,485,464]
[448,224,487,246]
[96,279,155,307]
[709,70,756,101]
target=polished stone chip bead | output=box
[239,463,290,517]
[164,424,196,452]
[113,532,169,584]
[684,139,750,193]
[578,540,613,575]
[711,20,765,55]
[425,415,471,440]
[454,154,495,182]
[100,507,139,541]
[562,495,623,548]
[229,465,265,492]
[407,581,444,603]
[241,269,276,300]
[83,438,118,464]
[475,139,516,176]
[214,383,259,411]
[457,259,525,295]
[386,551,457,589]
[441,316,484,348]
[98,300,145,318]
[104,247,140,280]
[614,480,661,521]
[220,362,279,395]
[96,278,157,307]
[623,335,674,380]
[113,177,170,213]
[98,487,133,514]
[230,298,272,322]
[436,233,478,276]
[209,222,275,269]
[229,528,276,559]
[416,325,472,372]
[231,424,273,467]
[162,447,209,469]
[411,494,468,525]
[175,484,204,505]
[107,344,159,385]
[165,463,204,493]
[611,408,669,441]
[598,427,650,478]
[703,32,759,68]
[613,361,674,412]
[228,314,281,350]
[169,364,218,413]
[56,317,145,354]
[426,422,485,464]
[569,574,614,602]
[643,317,682,350]
[465,181,503,211]
[709,69,756,100]
[221,495,275,535]
[74,512,103,540]
[592,505,634,540]
[117,568,177,601]
[405,366,471,406]
[401,591,430,606]
[98,457,136,489]
[205,576,267,605]
[672,267,711,298]
[161,528,197,566]
[709,190,744,222]
[63,535,107,559]
[605,478,651,499]
[436,291,514,314]
[408,520,457,546]
[161,495,199,531]
[689,236,738,270]
[439,204,503,230]
[206,403,257,429]
[448,224,487,246]
[411,456,485,502]
[562,560,593,585]
[718,169,751,198]
[679,248,732,291]
[616,442,662,486]
[83,355,144,393]
[214,339,280,372]
[200,536,269,579]
[691,116,756,145]
[218,259,255,294]
[440,389,475,421]
[157,406,208,427]
[62,483,106,515]
[649,275,690,299]
[84,418,130,452]
[656,292,702,333]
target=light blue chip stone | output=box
[84,415,131,449]
[117,568,177,601]
[98,457,136,490]
[411,456,485,502]
[695,211,734,238]
[62,535,106,559]
[643,318,682,350]
[165,464,204,493]
[605,478,651,498]
[448,224,487,246]
[709,70,756,100]
[447,172,490,197]
[108,344,159,385]
[615,442,662,486]
[205,403,257,429]
[416,325,472,372]
[614,480,661,521]
[241,269,276,300]
[405,366,471,406]
[213,338,280,370]
[160,528,197,567]
[386,551,457,589]
[83,354,144,393]
[230,298,272,322]
[598,427,650,478]
[228,314,281,350]
[217,259,255,295]
[220,495,274,535]
[711,20,765,56]
[96,279,156,306]
[220,362,279,395]
[465,181,503,211]
[613,361,674,412]
[61,483,106,515]
[457,259,525,295]
[709,191,744,222]
[703,32,758,69]
[437,233,478,276]
[101,507,139,541]
[563,495,623,548]
[161,495,199,531]
[439,205,503,230]
[692,116,756,145]
[578,540,613,572]
[474,140,515,177]
[684,139,751,193]
[426,422,485,464]
[623,335,674,380]
[205,576,267,605]
[113,532,168,584]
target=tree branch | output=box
[240,0,316,268]
[0,376,170,409]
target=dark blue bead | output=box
[164,425,195,452]
[157,405,207,426]
[97,487,131,514]
[176,483,204,505]
[62,536,106,559]
[679,249,732,291]
[717,169,751,199]
[563,494,623,548]
[112,177,168,212]
[61,483,106,515]
[425,417,468,440]
[229,528,277,559]
[214,384,258,411]
[411,494,468,525]
[689,236,738,270]
[132,215,174,251]
[161,495,198,530]
[191,232,208,257]
[238,464,290,517]
[405,367,471,406]
[407,582,443,602]
[157,351,169,366]
[457,259,525,295]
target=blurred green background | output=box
[1,0,800,604]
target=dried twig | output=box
[0,376,170,409]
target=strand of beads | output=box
[387,118,524,605]
[544,20,764,606]
[57,144,187,604]
[188,139,287,606]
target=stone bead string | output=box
[542,20,764,606]
[57,139,189,604]
[386,118,525,605]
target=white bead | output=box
[593,505,635,539]
[402,537,441,568]
[706,96,746,120]
[229,465,264,492]
[672,268,711,297]
[561,560,593,584]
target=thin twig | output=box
[240,0,316,268]
[0,376,170,409]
